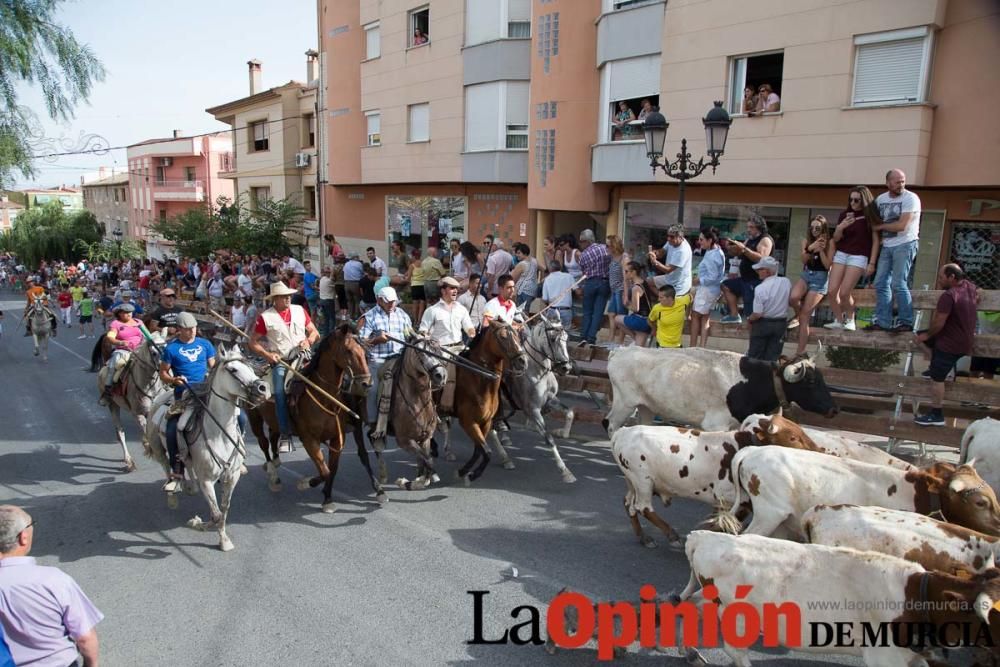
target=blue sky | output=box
[15,0,316,188]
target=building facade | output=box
[19,187,84,212]
[0,195,23,231]
[125,132,234,259]
[206,55,321,260]
[80,171,129,238]
[318,0,1000,289]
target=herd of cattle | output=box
[599,348,1000,665]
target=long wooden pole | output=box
[207,309,359,421]
[522,274,587,325]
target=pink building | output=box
[126,131,234,258]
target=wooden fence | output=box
[556,288,1000,449]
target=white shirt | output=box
[542,271,575,309]
[876,189,921,248]
[451,253,467,280]
[237,274,254,297]
[752,275,792,320]
[282,257,306,275]
[319,275,336,300]
[419,300,474,346]
[485,249,514,294]
[663,239,693,295]
[483,297,520,324]
[369,256,387,277]
[231,305,247,328]
[458,290,486,326]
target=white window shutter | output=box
[365,24,380,60]
[505,82,529,126]
[465,83,501,151]
[409,103,430,142]
[853,38,925,105]
[608,54,661,101]
[466,0,502,45]
[508,0,530,21]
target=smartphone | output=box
[647,245,653,253]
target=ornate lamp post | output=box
[642,101,733,225]
[111,226,123,260]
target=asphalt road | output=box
[0,296,862,666]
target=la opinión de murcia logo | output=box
[467,587,996,660]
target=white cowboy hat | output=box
[265,282,297,299]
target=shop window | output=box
[728,51,784,115]
[409,6,430,47]
[386,195,466,257]
[949,222,999,289]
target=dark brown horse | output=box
[247,323,373,512]
[447,320,528,484]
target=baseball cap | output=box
[752,256,780,272]
[377,286,399,302]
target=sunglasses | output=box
[20,519,35,535]
[849,197,862,203]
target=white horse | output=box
[27,301,53,362]
[496,314,577,483]
[95,334,168,472]
[145,346,270,552]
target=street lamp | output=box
[643,101,732,225]
[112,226,123,260]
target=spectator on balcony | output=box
[413,28,428,46]
[914,264,981,426]
[742,86,758,115]
[612,101,637,141]
[788,215,835,356]
[866,169,922,334]
[825,185,881,332]
[749,83,780,115]
[637,98,655,122]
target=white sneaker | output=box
[77,334,87,339]
[843,319,856,331]
[823,321,844,330]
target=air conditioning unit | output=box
[294,152,312,168]
[160,157,173,167]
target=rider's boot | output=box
[369,367,395,441]
[163,414,183,492]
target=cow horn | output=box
[768,422,779,435]
[782,360,806,383]
[816,339,824,356]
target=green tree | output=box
[0,0,106,186]
[2,201,101,265]
[74,237,144,263]
[152,206,220,259]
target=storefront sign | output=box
[968,199,1000,217]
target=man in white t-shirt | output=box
[281,255,306,275]
[648,225,693,296]
[419,276,475,412]
[366,247,387,277]
[541,260,575,329]
[482,274,522,326]
[867,168,921,334]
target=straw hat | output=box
[265,282,297,299]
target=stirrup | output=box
[163,478,181,493]
[277,436,293,454]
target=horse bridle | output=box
[210,358,267,411]
[522,318,568,370]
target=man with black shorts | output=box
[914,263,980,426]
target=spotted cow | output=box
[719,447,1000,540]
[803,504,1000,576]
[740,413,914,471]
[682,531,1000,667]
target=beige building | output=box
[0,195,23,231]
[206,55,321,260]
[81,170,129,238]
[320,0,1000,289]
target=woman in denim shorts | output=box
[788,215,835,355]
[825,185,880,331]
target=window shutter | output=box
[409,103,430,142]
[853,38,924,105]
[505,82,529,126]
[465,83,501,151]
[507,0,530,37]
[365,24,380,60]
[609,55,661,101]
[466,0,501,45]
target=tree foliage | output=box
[152,195,308,259]
[0,200,102,265]
[0,0,106,186]
[74,237,145,263]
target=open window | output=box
[728,51,784,115]
[599,54,661,142]
[249,120,269,152]
[408,6,430,47]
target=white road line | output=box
[49,338,92,364]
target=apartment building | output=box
[125,132,234,259]
[18,187,83,212]
[206,55,321,260]
[80,171,129,237]
[0,195,23,231]
[320,0,1000,289]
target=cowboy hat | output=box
[265,282,297,299]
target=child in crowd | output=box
[647,285,691,349]
[77,291,95,338]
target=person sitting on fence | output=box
[720,216,774,324]
[745,256,791,362]
[788,215,835,356]
[914,263,981,427]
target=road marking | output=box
[49,338,92,365]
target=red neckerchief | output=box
[497,297,514,312]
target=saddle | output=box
[97,354,133,396]
[370,355,403,441]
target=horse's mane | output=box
[460,324,490,359]
[302,322,357,377]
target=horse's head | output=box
[215,345,270,409]
[408,334,448,390]
[530,313,572,376]
[486,320,527,376]
[324,322,372,396]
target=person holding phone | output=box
[824,186,880,331]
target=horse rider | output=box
[418,276,475,413]
[482,274,524,328]
[158,312,216,492]
[23,277,56,337]
[99,303,144,406]
[358,286,412,440]
[247,281,320,454]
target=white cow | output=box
[740,413,914,471]
[719,446,1000,539]
[960,417,1000,494]
[604,348,838,435]
[803,504,1000,575]
[682,531,1000,667]
[612,425,757,549]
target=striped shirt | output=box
[359,305,412,361]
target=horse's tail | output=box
[89,334,106,373]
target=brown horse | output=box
[247,323,373,512]
[449,320,528,484]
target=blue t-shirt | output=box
[303,272,318,299]
[162,336,216,396]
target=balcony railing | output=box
[152,180,205,202]
[218,152,236,176]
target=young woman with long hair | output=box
[789,215,835,355]
[605,234,627,346]
[616,261,655,348]
[824,186,881,331]
[690,227,726,348]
